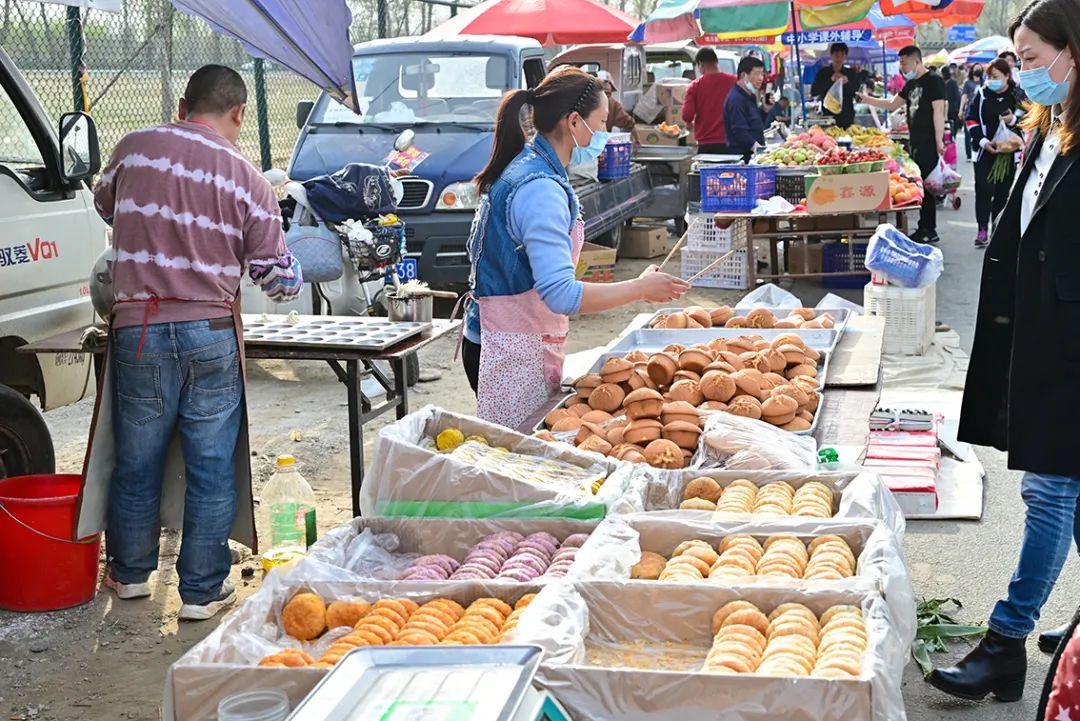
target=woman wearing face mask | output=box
[933,0,1080,704]
[965,59,1024,247]
[462,67,690,428]
[959,64,984,160]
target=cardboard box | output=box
[577,241,617,283]
[522,581,903,721]
[788,242,823,274]
[804,171,891,215]
[655,77,691,108]
[662,106,688,128]
[634,125,682,146]
[621,224,670,259]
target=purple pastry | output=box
[523,532,559,555]
[497,567,537,582]
[469,541,513,559]
[560,533,589,548]
[501,555,547,577]
[401,566,448,580]
[409,554,459,575]
[515,540,555,560]
[461,554,502,575]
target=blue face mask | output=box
[986,78,1006,92]
[570,118,609,165]
[902,69,918,81]
[1019,48,1074,106]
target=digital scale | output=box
[285,645,571,721]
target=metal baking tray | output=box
[608,328,836,354]
[242,314,431,351]
[287,645,544,721]
[646,306,852,336]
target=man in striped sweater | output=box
[93,65,302,621]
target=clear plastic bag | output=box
[864,223,944,288]
[735,282,802,310]
[360,406,643,518]
[696,412,819,471]
[572,513,915,645]
[924,156,961,195]
[824,78,844,115]
[516,580,911,721]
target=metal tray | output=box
[287,645,543,721]
[242,314,431,351]
[646,306,851,335]
[545,351,828,438]
[608,328,837,354]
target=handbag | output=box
[284,203,343,283]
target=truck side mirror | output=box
[296,100,314,129]
[58,111,100,182]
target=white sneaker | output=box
[178,581,236,622]
[104,574,151,600]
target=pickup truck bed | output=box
[573,163,653,248]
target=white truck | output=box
[0,46,107,478]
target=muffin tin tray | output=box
[241,314,431,351]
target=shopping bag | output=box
[865,223,944,288]
[824,79,844,115]
[991,121,1023,153]
[284,203,343,283]
[924,157,961,196]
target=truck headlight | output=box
[436,182,480,210]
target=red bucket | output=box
[0,474,100,611]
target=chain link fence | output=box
[2,0,458,170]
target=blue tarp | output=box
[169,0,359,112]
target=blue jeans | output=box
[107,319,243,605]
[989,472,1080,638]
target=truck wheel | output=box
[596,221,625,252]
[0,385,54,479]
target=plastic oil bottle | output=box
[260,455,317,572]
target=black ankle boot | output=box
[926,630,1027,702]
[1039,624,1071,655]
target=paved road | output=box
[812,156,1077,720]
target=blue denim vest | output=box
[465,134,580,341]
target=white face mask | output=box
[745,79,757,94]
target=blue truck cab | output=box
[288,36,550,287]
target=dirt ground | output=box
[0,257,755,721]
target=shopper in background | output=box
[941,0,1080,703]
[595,70,636,135]
[811,42,859,128]
[965,58,1023,248]
[999,49,1030,101]
[93,65,303,621]
[766,95,791,125]
[943,64,963,136]
[724,55,767,161]
[859,45,948,243]
[682,48,737,154]
[959,64,985,160]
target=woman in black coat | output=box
[928,0,1080,705]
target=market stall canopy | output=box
[168,0,359,112]
[425,0,639,46]
[630,0,881,45]
[878,0,983,24]
[949,34,1011,63]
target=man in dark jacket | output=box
[811,43,859,128]
[724,55,767,161]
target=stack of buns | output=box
[703,601,866,677]
[650,305,836,330]
[680,478,835,518]
[629,534,856,582]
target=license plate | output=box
[387,258,418,283]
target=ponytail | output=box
[474,89,533,192]
[473,67,603,193]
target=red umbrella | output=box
[424,0,639,46]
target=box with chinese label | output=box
[804,172,890,215]
[576,242,616,283]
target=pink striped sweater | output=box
[94,120,300,328]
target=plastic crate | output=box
[775,171,808,206]
[680,247,749,289]
[864,282,936,355]
[821,241,871,289]
[597,141,632,180]
[699,165,776,212]
[685,213,749,253]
